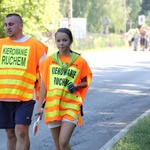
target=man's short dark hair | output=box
[6,13,23,24]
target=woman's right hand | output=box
[35,108,43,120]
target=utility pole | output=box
[128,20,134,29]
[68,0,72,30]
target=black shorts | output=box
[140,38,146,46]
[0,100,36,129]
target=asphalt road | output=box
[1,49,150,150]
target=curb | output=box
[99,109,150,150]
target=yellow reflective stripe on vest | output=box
[46,99,79,110]
[0,69,36,81]
[0,88,32,99]
[44,109,77,119]
[47,90,81,102]
[0,79,34,89]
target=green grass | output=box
[110,114,150,150]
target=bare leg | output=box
[51,127,61,150]
[15,124,30,150]
[59,122,75,150]
[6,128,17,150]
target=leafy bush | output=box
[72,33,126,50]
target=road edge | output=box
[99,109,150,150]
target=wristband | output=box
[35,111,43,116]
[74,84,78,89]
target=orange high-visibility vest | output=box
[0,37,48,101]
[39,52,92,125]
[34,40,48,99]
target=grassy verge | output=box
[110,114,150,150]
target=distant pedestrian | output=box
[133,28,140,51]
[140,29,147,51]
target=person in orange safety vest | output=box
[36,28,92,150]
[0,13,48,150]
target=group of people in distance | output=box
[0,13,92,150]
[125,25,150,51]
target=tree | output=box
[60,0,147,33]
[60,0,68,17]
[1,0,140,36]
[139,0,150,26]
[0,0,62,38]
[126,0,142,30]
[72,0,109,32]
[140,0,150,16]
[72,0,127,33]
